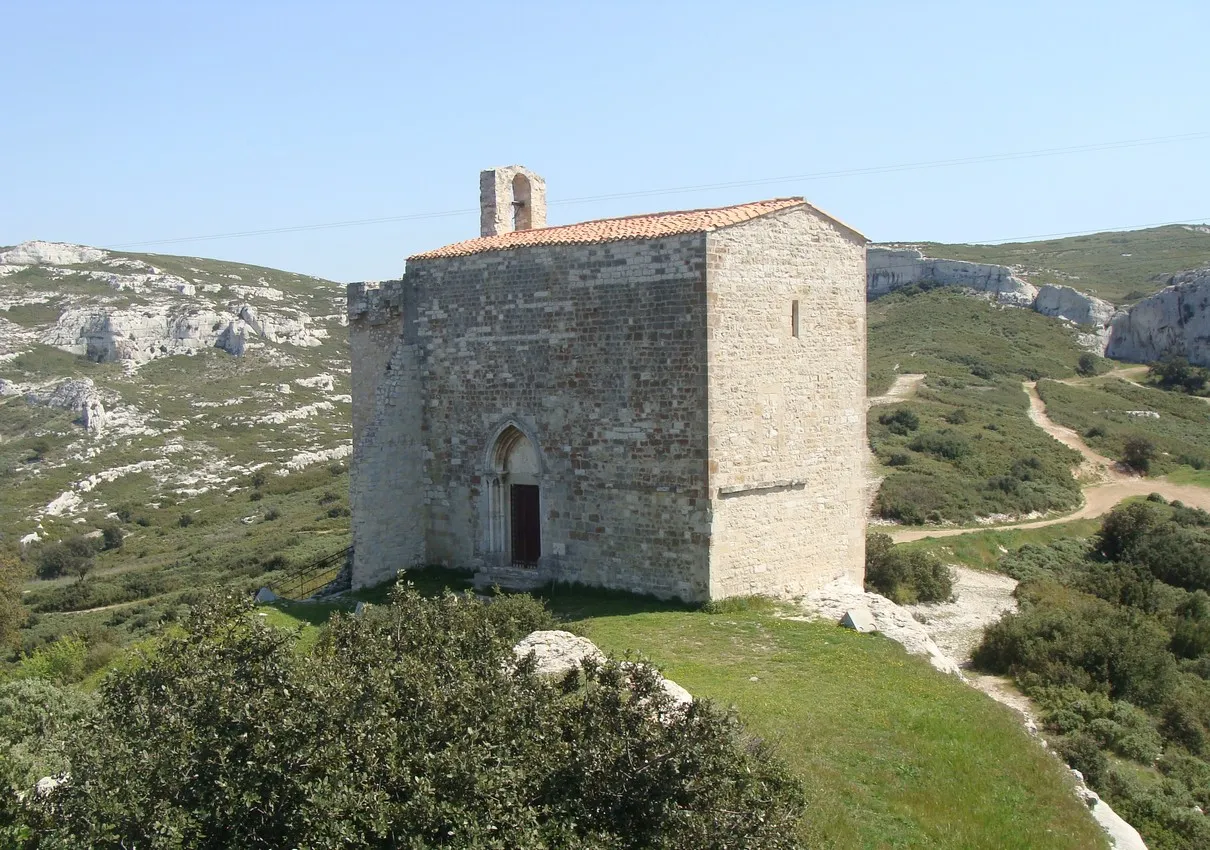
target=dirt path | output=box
[868,373,926,407]
[889,379,1210,543]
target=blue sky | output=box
[3,1,1208,282]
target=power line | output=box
[111,131,1210,249]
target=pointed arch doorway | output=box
[487,425,541,566]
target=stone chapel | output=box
[347,167,868,602]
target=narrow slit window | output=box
[791,300,800,338]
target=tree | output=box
[32,588,804,848]
[33,537,98,581]
[1122,436,1158,474]
[99,524,123,552]
[1076,353,1099,377]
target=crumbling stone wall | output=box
[348,281,426,588]
[706,207,867,598]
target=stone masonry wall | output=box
[348,281,426,589]
[406,235,712,601]
[706,207,867,598]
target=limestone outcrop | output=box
[25,378,106,434]
[867,247,1038,305]
[868,247,1123,352]
[1105,268,1210,366]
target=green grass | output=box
[1036,377,1210,472]
[867,288,1093,396]
[912,223,1210,305]
[261,580,1107,849]
[896,518,1102,571]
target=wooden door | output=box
[510,484,541,566]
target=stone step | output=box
[472,565,550,592]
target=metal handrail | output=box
[274,546,353,600]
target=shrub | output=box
[100,524,123,551]
[908,430,970,460]
[1057,730,1109,788]
[249,490,264,502]
[33,536,98,580]
[17,635,88,683]
[886,452,911,467]
[1084,425,1107,438]
[944,408,969,425]
[32,590,805,848]
[1076,353,1099,377]
[264,506,282,521]
[878,407,919,435]
[970,363,993,380]
[177,513,193,528]
[1122,435,1158,474]
[865,533,954,603]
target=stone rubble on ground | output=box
[799,578,962,676]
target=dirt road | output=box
[868,373,926,407]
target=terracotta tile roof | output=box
[409,197,808,260]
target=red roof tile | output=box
[409,198,808,260]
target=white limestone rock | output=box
[1106,268,1210,366]
[513,630,693,709]
[25,378,106,434]
[867,247,1037,305]
[801,578,962,676]
[1034,284,1118,328]
[513,629,605,677]
[0,241,105,266]
[1075,777,1149,849]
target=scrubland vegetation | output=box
[1037,377,1210,475]
[974,499,1210,850]
[0,573,1110,849]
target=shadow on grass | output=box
[344,566,697,623]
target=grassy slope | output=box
[910,224,1210,305]
[1036,377,1210,472]
[267,578,1107,850]
[868,290,1088,523]
[867,288,1092,395]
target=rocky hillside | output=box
[0,241,350,548]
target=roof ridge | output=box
[409,197,809,261]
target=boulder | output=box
[513,630,693,708]
[840,607,878,633]
[254,586,279,604]
[513,629,605,677]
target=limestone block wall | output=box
[406,235,712,600]
[706,207,867,598]
[348,280,426,589]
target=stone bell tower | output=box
[479,166,547,237]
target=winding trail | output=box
[867,373,926,407]
[889,378,1210,543]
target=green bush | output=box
[1123,435,1158,473]
[865,533,954,604]
[99,524,123,552]
[17,635,88,683]
[32,537,98,580]
[908,429,970,460]
[1076,353,1099,377]
[26,590,805,848]
[1057,731,1108,788]
[878,407,919,435]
